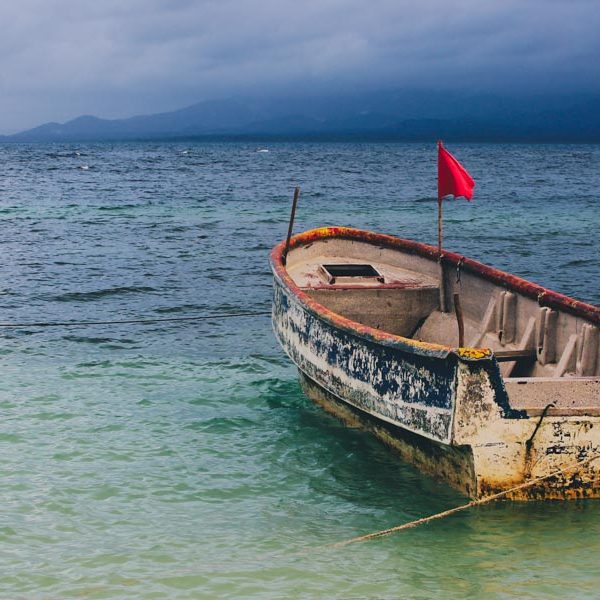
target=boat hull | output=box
[271,227,600,500]
[272,277,458,444]
[298,371,478,497]
[298,370,600,500]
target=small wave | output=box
[62,335,138,345]
[255,217,280,224]
[186,416,257,434]
[78,165,91,171]
[45,151,84,159]
[154,303,208,314]
[50,286,158,302]
[248,242,272,251]
[97,204,140,211]
[561,259,594,267]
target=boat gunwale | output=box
[270,226,599,362]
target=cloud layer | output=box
[1,0,598,131]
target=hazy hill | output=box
[3,91,600,142]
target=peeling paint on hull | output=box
[299,372,478,498]
[273,279,458,442]
[452,362,600,500]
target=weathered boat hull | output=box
[298,371,478,497]
[298,371,600,500]
[271,227,600,500]
[273,277,461,444]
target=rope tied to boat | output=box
[537,290,547,306]
[525,402,556,453]
[323,452,600,550]
[0,310,272,329]
[456,256,465,286]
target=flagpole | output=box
[437,196,443,256]
[437,142,447,313]
[438,198,447,313]
[436,140,475,316]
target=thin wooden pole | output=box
[283,186,301,266]
[438,197,447,312]
[437,197,443,256]
[454,292,465,347]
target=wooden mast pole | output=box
[282,186,301,266]
[437,196,443,256]
[437,141,447,312]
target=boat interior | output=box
[285,236,600,414]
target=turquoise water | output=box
[0,142,598,598]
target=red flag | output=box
[437,141,475,201]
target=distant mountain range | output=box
[3,90,600,142]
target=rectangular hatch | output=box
[319,263,384,285]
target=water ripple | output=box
[0,140,598,598]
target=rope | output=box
[0,310,271,329]
[326,452,600,550]
[456,256,465,285]
[172,453,600,573]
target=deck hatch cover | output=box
[320,263,384,284]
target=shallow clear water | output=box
[0,142,598,598]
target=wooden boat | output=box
[270,227,600,500]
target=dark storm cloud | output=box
[0,0,598,131]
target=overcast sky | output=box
[0,0,598,133]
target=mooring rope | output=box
[326,453,600,550]
[172,452,600,574]
[0,310,271,329]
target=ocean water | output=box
[0,141,598,599]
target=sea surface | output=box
[0,141,598,599]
